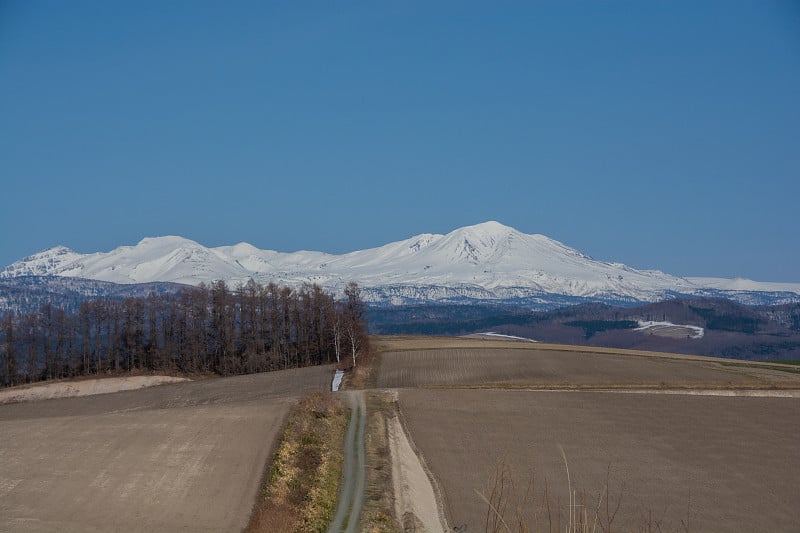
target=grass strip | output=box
[247,392,348,533]
[720,362,800,375]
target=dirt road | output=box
[328,390,366,533]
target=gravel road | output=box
[328,390,366,533]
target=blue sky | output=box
[1,1,798,281]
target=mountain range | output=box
[3,221,799,307]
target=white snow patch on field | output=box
[474,332,538,342]
[635,321,704,339]
[331,369,344,392]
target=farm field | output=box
[377,347,800,389]
[399,388,800,532]
[0,365,333,532]
[372,338,800,532]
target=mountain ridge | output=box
[3,221,799,306]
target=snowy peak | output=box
[221,242,261,257]
[420,222,589,275]
[1,246,82,278]
[136,235,204,248]
[437,221,521,264]
[449,220,519,243]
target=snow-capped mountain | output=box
[3,221,799,306]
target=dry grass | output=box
[247,392,348,533]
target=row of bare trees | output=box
[0,280,368,387]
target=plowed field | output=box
[377,348,797,389]
[0,365,333,532]
[399,388,800,532]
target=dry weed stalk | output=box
[476,446,695,533]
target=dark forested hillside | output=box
[0,276,188,315]
[368,299,800,361]
[0,280,368,387]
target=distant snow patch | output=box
[472,332,538,342]
[635,321,704,339]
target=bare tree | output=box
[343,282,367,367]
[2,313,16,386]
[332,304,343,365]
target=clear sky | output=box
[1,1,798,281]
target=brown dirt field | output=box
[0,365,334,532]
[377,348,800,389]
[398,388,800,533]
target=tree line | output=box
[0,280,368,387]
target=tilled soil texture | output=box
[0,365,334,532]
[398,388,800,533]
[377,348,800,389]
